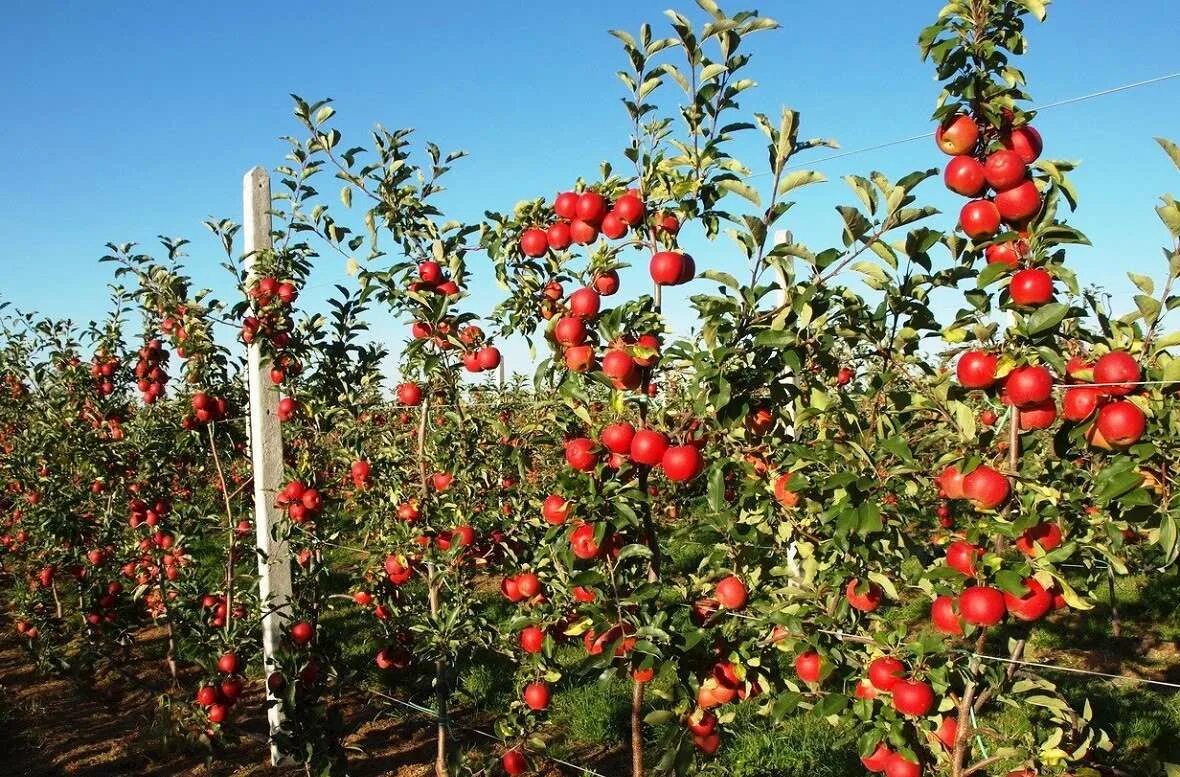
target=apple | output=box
[1090,400,1146,448]
[519,625,544,654]
[1093,351,1140,395]
[554,191,579,220]
[1062,386,1101,422]
[962,465,1009,509]
[601,422,636,454]
[601,211,628,239]
[217,651,241,675]
[1009,267,1053,306]
[515,572,540,598]
[845,578,883,612]
[208,703,228,724]
[290,621,314,645]
[891,678,934,716]
[477,346,501,370]
[794,650,822,684]
[1019,400,1057,431]
[956,350,998,389]
[603,349,640,388]
[1004,578,1052,621]
[715,575,748,609]
[936,114,979,155]
[501,576,523,602]
[554,316,587,347]
[564,345,595,372]
[959,586,1006,626]
[945,540,981,578]
[959,199,1001,239]
[687,709,717,737]
[564,438,598,471]
[502,749,528,775]
[985,241,1021,266]
[568,287,601,319]
[773,474,800,508]
[649,251,695,286]
[1002,125,1043,164]
[884,753,922,777]
[593,270,620,296]
[523,681,550,711]
[576,191,607,224]
[570,524,600,560]
[396,382,422,406]
[861,742,893,772]
[867,656,906,691]
[855,678,879,699]
[196,685,220,707]
[662,445,704,482]
[983,149,1027,191]
[943,155,986,196]
[1010,524,1066,552]
[1005,365,1053,407]
[980,408,998,426]
[995,180,1041,222]
[936,465,965,500]
[542,494,569,525]
[546,221,572,250]
[569,219,599,245]
[520,228,548,257]
[630,429,669,466]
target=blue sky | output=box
[1,1,1178,378]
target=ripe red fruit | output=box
[936,466,965,500]
[396,382,422,407]
[936,716,958,750]
[861,742,893,772]
[520,228,548,257]
[1009,267,1053,306]
[576,191,607,224]
[986,241,1021,266]
[501,576,523,602]
[196,685,220,707]
[962,465,1009,510]
[593,270,620,296]
[931,595,964,635]
[473,347,500,372]
[687,710,717,737]
[523,681,550,711]
[290,621,314,645]
[956,350,998,389]
[432,472,453,492]
[980,408,998,426]
[662,445,704,482]
[568,287,601,319]
[959,586,1006,626]
[855,678,879,700]
[945,540,981,578]
[602,349,639,387]
[1004,578,1053,622]
[554,191,579,219]
[418,261,443,284]
[960,200,1001,239]
[563,344,595,372]
[208,703,228,724]
[693,732,721,755]
[1014,519,1062,557]
[630,429,669,466]
[601,211,627,239]
[845,578,883,612]
[569,219,599,245]
[515,572,540,598]
[613,194,645,225]
[554,316,587,347]
[983,149,1028,191]
[546,221,572,250]
[1019,400,1058,431]
[944,155,986,196]
[519,625,544,654]
[714,576,748,609]
[1002,125,1043,164]
[542,494,569,525]
[632,333,661,367]
[1062,386,1101,422]
[867,656,905,691]
[649,251,695,286]
[502,749,528,776]
[436,279,461,296]
[397,502,420,522]
[995,180,1041,222]
[936,114,979,155]
[884,753,922,777]
[891,679,934,717]
[601,422,636,454]
[1005,365,1053,407]
[217,652,241,675]
[570,524,600,560]
[794,650,822,684]
[1090,400,1146,449]
[1093,351,1140,395]
[564,438,598,471]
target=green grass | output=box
[701,712,860,777]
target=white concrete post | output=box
[243,166,293,765]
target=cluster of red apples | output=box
[182,390,230,429]
[195,650,246,726]
[133,339,170,404]
[519,190,646,256]
[563,423,705,484]
[276,478,325,525]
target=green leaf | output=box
[1025,303,1068,335]
[717,178,761,206]
[1157,137,1180,172]
[1128,272,1155,295]
[778,170,826,196]
[1012,0,1048,21]
[1135,295,1162,325]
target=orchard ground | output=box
[1,567,1176,776]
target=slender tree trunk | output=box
[207,424,236,635]
[416,393,448,777]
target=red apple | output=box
[959,586,1006,626]
[867,656,906,691]
[1009,267,1053,306]
[944,155,987,196]
[715,575,748,609]
[956,350,998,389]
[962,465,1009,509]
[936,114,979,155]
[983,149,1027,191]
[1093,351,1140,395]
[960,200,1001,239]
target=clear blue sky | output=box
[1,2,1178,377]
